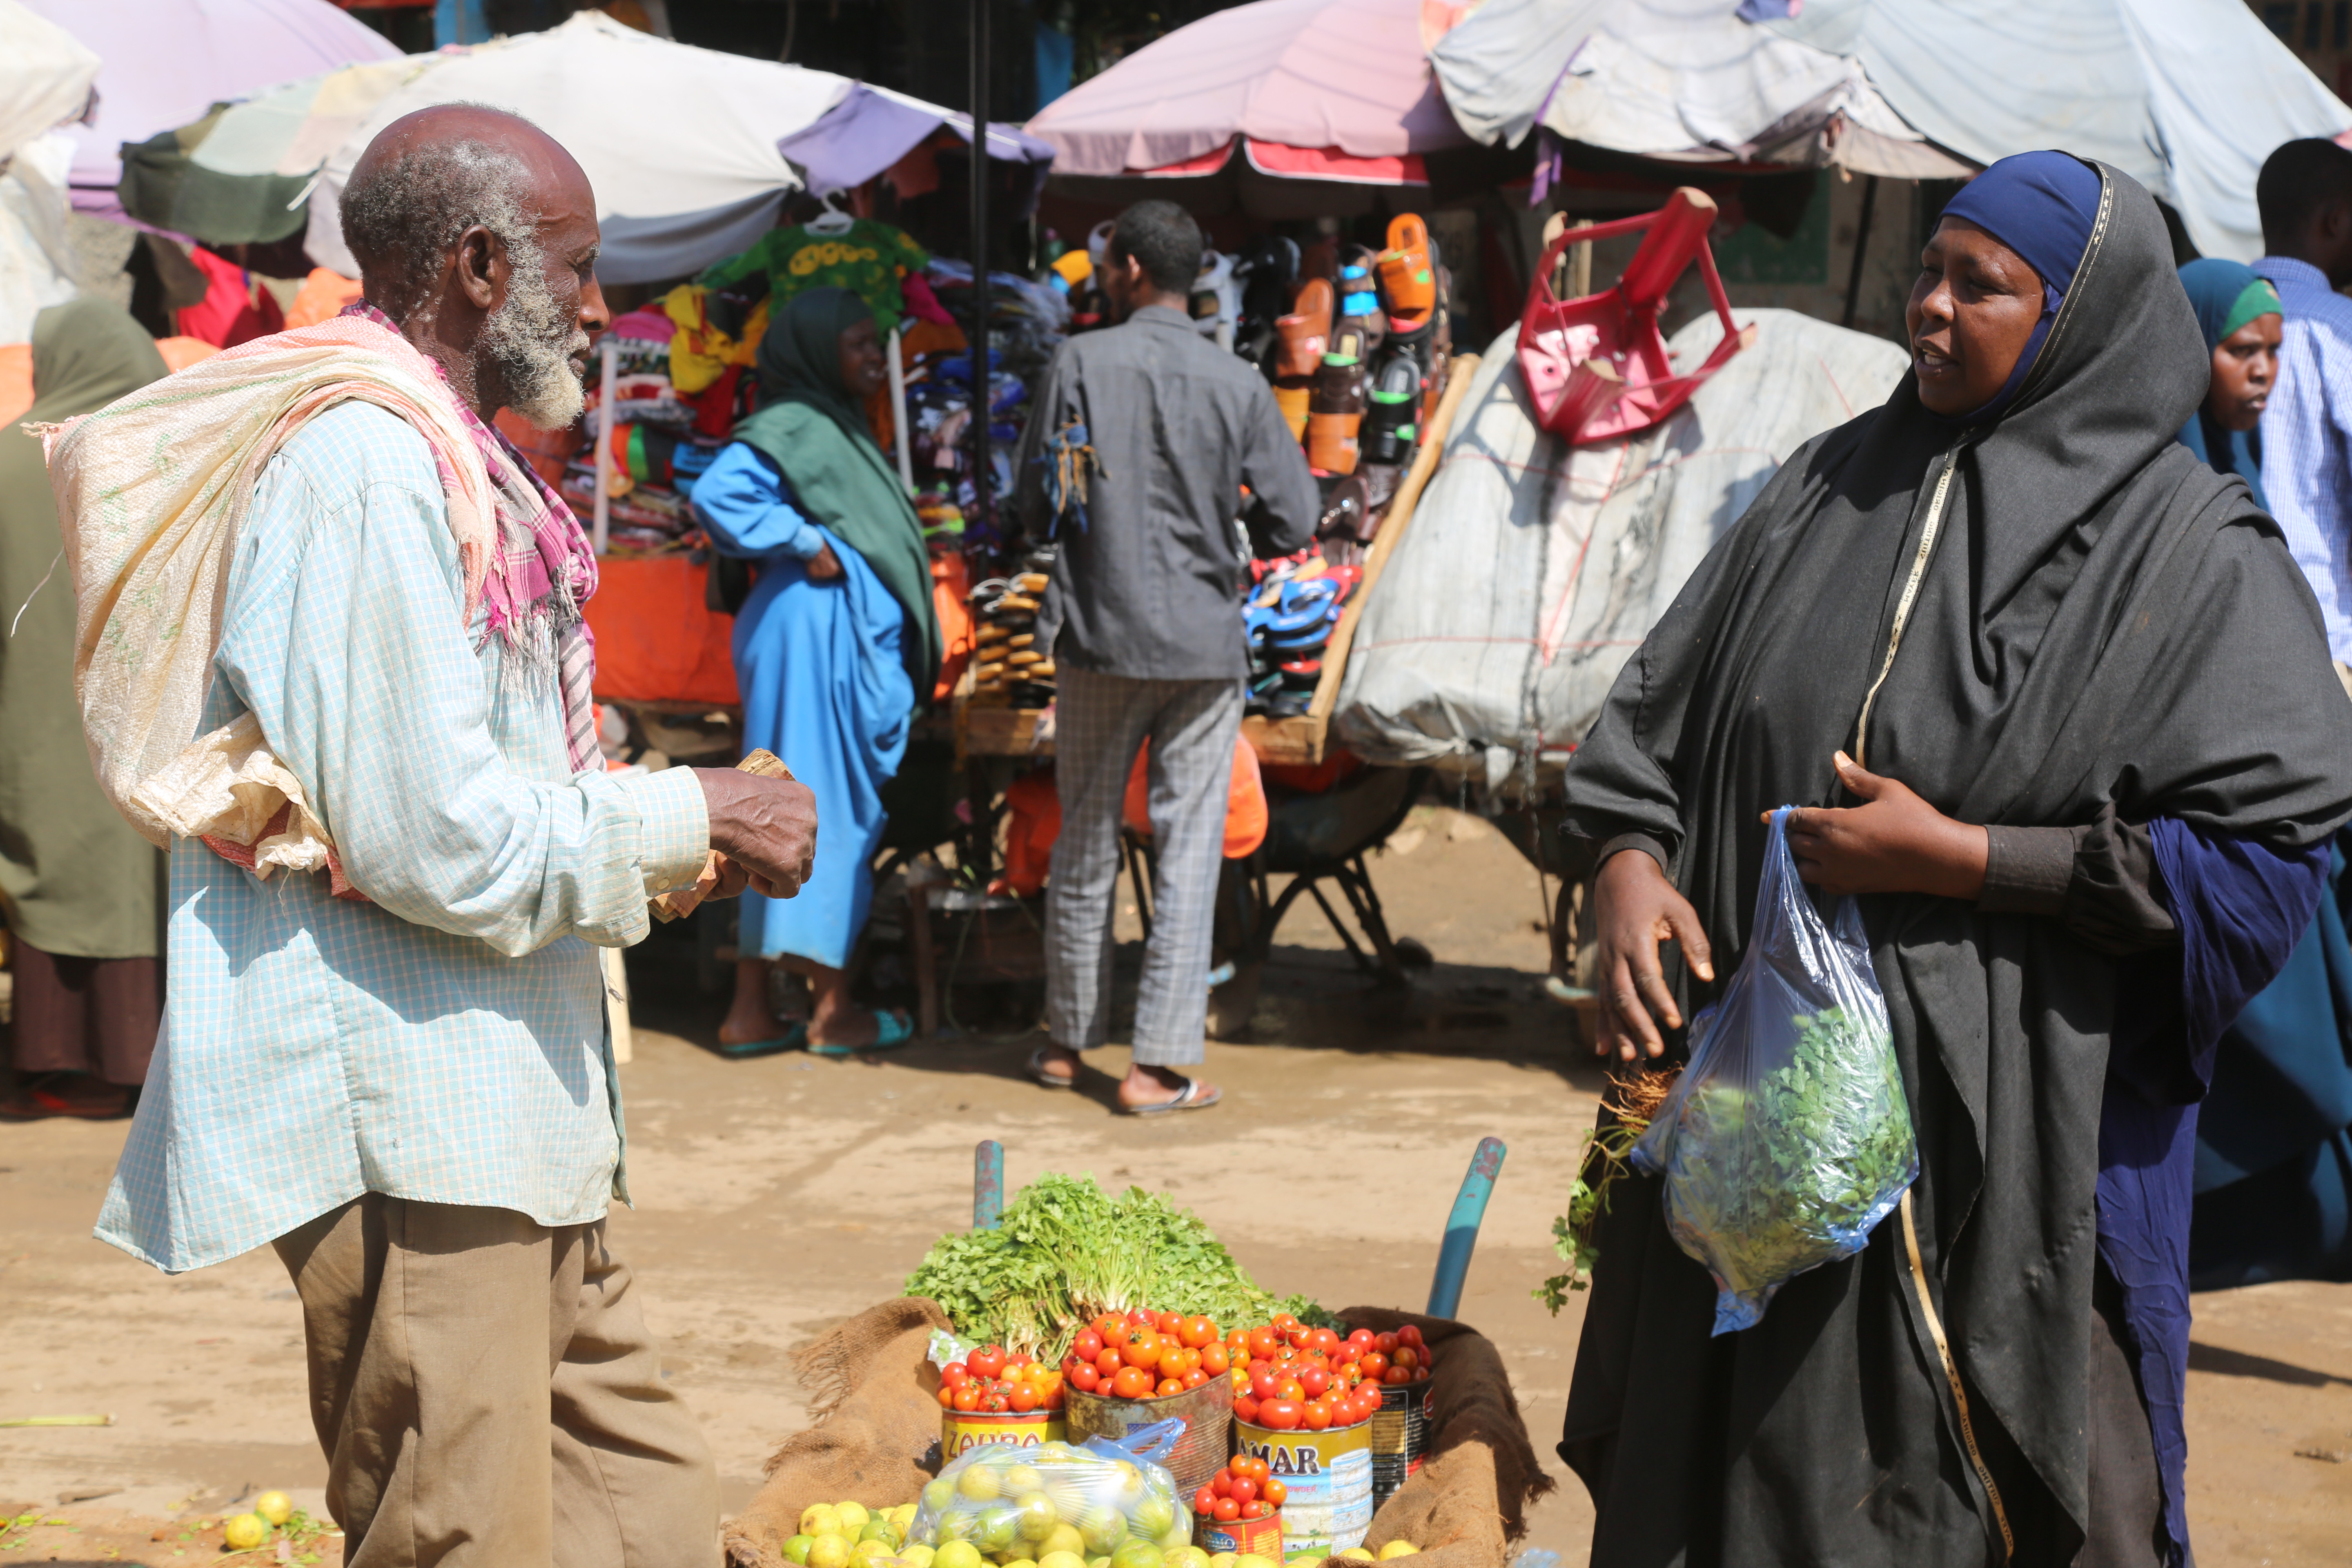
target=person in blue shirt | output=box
[696,287,941,1055]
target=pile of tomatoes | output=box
[936,1343,1068,1413]
[1191,1457,1287,1523]
[1059,1308,1232,1401]
[1226,1316,1433,1432]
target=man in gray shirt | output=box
[1018,200,1319,1111]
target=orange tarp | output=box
[585,555,739,706]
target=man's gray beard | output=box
[481,256,588,430]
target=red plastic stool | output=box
[1517,187,1755,445]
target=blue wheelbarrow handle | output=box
[976,1140,1006,1230]
[1426,1136,1507,1319]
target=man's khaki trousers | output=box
[273,1195,719,1568]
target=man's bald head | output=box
[340,105,606,427]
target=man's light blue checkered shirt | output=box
[96,402,713,1273]
[2254,256,2352,662]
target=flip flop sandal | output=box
[1028,1044,1079,1089]
[1008,650,1042,666]
[1123,1076,1223,1116]
[808,1008,915,1057]
[716,1021,807,1060]
[996,593,1040,614]
[1008,632,1035,648]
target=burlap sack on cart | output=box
[726,1298,954,1568]
[723,1299,1549,1568]
[40,316,497,867]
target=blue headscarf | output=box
[1935,150,2105,422]
[2174,258,2281,513]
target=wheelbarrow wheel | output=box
[1206,958,1263,1040]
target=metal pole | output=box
[592,336,616,556]
[1425,1136,1506,1320]
[888,321,914,494]
[968,0,991,537]
[1840,174,1878,331]
[974,1140,1005,1229]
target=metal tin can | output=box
[1195,1510,1283,1559]
[941,1409,1068,1462]
[1232,1419,1372,1554]
[1066,1376,1234,1497]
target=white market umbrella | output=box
[1430,0,1973,180]
[1760,0,2352,259]
[305,13,855,285]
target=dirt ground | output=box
[3,804,2349,1566]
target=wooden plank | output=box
[1294,352,1485,763]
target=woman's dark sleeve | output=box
[1976,807,2178,954]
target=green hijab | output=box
[0,298,170,958]
[732,287,940,701]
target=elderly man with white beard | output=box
[72,108,815,1568]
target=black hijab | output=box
[1557,159,2352,1566]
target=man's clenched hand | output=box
[693,768,817,898]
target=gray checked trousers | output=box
[1045,668,1243,1066]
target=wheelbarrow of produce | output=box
[970,1134,1505,1319]
[1118,764,1432,1037]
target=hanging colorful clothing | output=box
[697,219,929,338]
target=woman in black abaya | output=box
[1558,153,2352,1568]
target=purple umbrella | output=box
[777,84,1056,200]
[19,0,399,211]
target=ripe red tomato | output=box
[1360,1352,1389,1379]
[1234,1394,1261,1423]
[1304,1400,1332,1431]
[1374,1332,1399,1356]
[1298,1366,1330,1398]
[1228,1477,1257,1506]
[1010,1383,1040,1412]
[1183,1369,1208,1389]
[1153,1310,1182,1335]
[1307,1327,1341,1357]
[969,1345,1008,1379]
[1263,1478,1288,1506]
[936,1385,956,1408]
[1096,1348,1125,1378]
[1156,1377,1184,1397]
[1414,1365,1431,1382]
[1201,1344,1230,1376]
[1111,1365,1154,1399]
[1121,1328,1164,1371]
[1384,1365,1412,1385]
[1393,1347,1419,1372]
[1259,1398,1303,1431]
[1247,1327,1279,1361]
[1213,1498,1241,1522]
[1126,1307,1152,1327]
[943,1361,971,1387]
[1250,1369,1277,1401]
[1397,1324,1424,1349]
[1074,1329,1105,1362]
[951,1384,981,1412]
[1194,1488,1218,1516]
[1241,1501,1266,1520]
[1179,1315,1216,1348]
[1212,1470,1234,1496]
[1276,1379,1305,1403]
[1285,1323,1312,1350]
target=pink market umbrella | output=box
[18,0,399,212]
[1027,0,1489,216]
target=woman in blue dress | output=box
[2171,260,2352,1286]
[696,287,940,1054]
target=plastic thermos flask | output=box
[1361,355,1422,465]
[1307,352,1366,473]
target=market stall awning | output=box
[1760,0,2352,261]
[301,13,854,285]
[1429,0,1974,184]
[0,0,98,165]
[16,0,400,212]
[1025,0,1486,214]
[776,83,1056,198]
[118,56,426,245]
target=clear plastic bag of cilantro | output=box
[1630,806,1918,1334]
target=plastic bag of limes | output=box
[910,1440,1202,1568]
